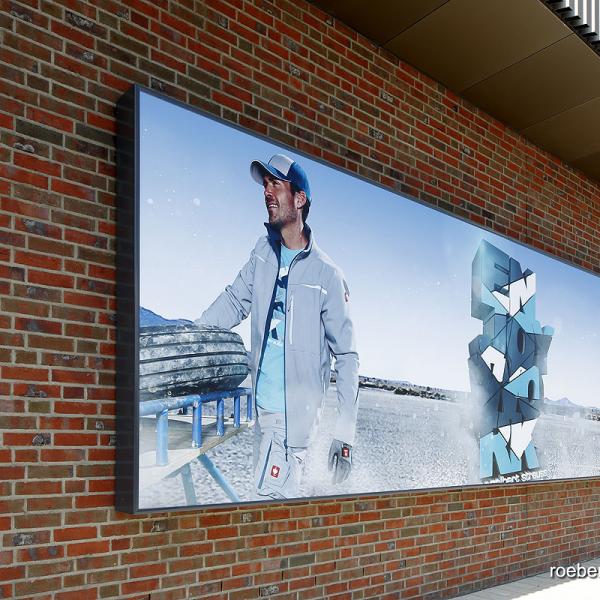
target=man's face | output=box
[263,175,298,228]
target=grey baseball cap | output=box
[250,154,311,201]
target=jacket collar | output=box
[264,222,314,258]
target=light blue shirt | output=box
[256,244,302,412]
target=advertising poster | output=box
[119,87,600,511]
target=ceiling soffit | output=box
[384,0,571,92]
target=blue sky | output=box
[139,90,600,406]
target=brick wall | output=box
[2,0,600,598]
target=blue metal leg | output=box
[234,394,240,428]
[181,462,197,505]
[246,393,253,421]
[192,401,202,448]
[156,408,169,466]
[216,399,225,436]
[198,454,240,502]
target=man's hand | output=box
[328,439,352,484]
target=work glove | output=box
[328,439,352,484]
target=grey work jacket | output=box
[197,223,359,447]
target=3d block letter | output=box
[468,240,553,479]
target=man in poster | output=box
[197,154,359,500]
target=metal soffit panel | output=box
[383,0,571,92]
[572,150,600,180]
[310,0,449,46]
[522,97,600,162]
[311,0,600,182]
[462,34,600,131]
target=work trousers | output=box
[253,409,307,500]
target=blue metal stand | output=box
[181,463,197,505]
[140,387,252,465]
[246,394,253,421]
[198,454,240,502]
[192,400,202,448]
[156,409,169,466]
[216,399,225,436]
[233,393,240,428]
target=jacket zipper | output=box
[288,294,294,346]
[283,248,305,457]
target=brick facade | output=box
[1,0,600,598]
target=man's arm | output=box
[322,268,359,447]
[196,249,255,330]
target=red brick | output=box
[129,563,167,578]
[15,481,62,495]
[74,494,114,509]
[28,335,74,352]
[65,323,110,340]
[26,107,74,133]
[14,449,38,462]
[55,589,97,600]
[67,540,111,557]
[16,315,56,336]
[0,467,25,480]
[0,567,25,582]
[63,259,87,274]
[51,21,95,50]
[14,153,61,177]
[206,526,239,540]
[1,297,49,318]
[28,269,75,288]
[88,264,115,281]
[111,538,130,552]
[55,401,98,415]
[13,250,62,270]
[28,236,74,257]
[0,113,13,129]
[0,197,50,220]
[51,370,96,384]
[88,448,115,462]
[88,479,114,493]
[63,229,105,247]
[4,432,44,446]
[2,366,48,382]
[51,179,95,201]
[39,416,85,430]
[86,111,115,133]
[16,545,65,563]
[54,433,98,446]
[41,448,85,463]
[63,387,86,399]
[0,164,48,189]
[121,578,159,595]
[54,527,98,542]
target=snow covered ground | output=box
[138,387,600,510]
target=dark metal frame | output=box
[115,86,138,513]
[115,84,600,515]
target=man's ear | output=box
[294,190,307,210]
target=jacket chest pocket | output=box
[287,284,322,354]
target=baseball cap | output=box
[250,154,311,201]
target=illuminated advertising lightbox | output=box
[116,85,600,513]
